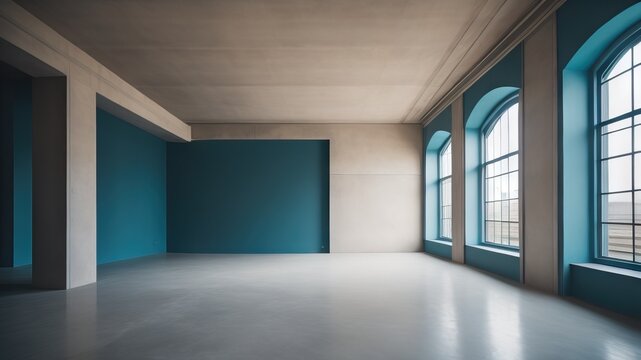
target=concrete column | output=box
[0,79,15,267]
[32,76,67,288]
[522,16,558,294]
[451,96,465,263]
[67,68,96,288]
[32,73,96,289]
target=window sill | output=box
[467,244,520,257]
[425,239,452,247]
[571,263,641,280]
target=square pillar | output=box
[522,16,558,294]
[32,74,96,289]
[451,96,465,263]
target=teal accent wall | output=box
[423,106,452,259]
[97,109,167,264]
[464,45,522,125]
[461,45,522,280]
[466,245,520,282]
[167,140,329,253]
[12,79,32,266]
[424,240,452,260]
[570,264,641,318]
[558,0,641,299]
[0,74,32,267]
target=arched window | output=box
[597,33,641,264]
[439,139,452,239]
[482,98,519,248]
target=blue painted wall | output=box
[424,240,452,260]
[463,45,522,125]
[423,106,452,259]
[466,245,520,282]
[0,75,32,267]
[167,140,329,253]
[461,45,522,281]
[12,79,32,266]
[97,109,167,264]
[570,264,641,318]
[557,0,641,315]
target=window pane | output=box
[509,109,518,153]
[490,123,501,160]
[604,117,632,131]
[602,192,632,223]
[635,68,641,110]
[634,191,641,224]
[602,128,631,158]
[502,222,510,245]
[442,179,451,206]
[500,158,508,174]
[501,174,508,200]
[442,218,451,239]
[605,49,632,80]
[602,71,632,120]
[486,129,494,160]
[508,154,518,171]
[509,171,518,199]
[487,222,495,243]
[509,222,519,247]
[501,113,509,156]
[602,155,632,193]
[501,201,509,221]
[633,155,641,189]
[440,141,451,178]
[634,226,641,263]
[509,199,519,222]
[603,224,634,261]
[486,177,494,201]
[635,126,641,151]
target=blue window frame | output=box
[481,96,520,249]
[595,27,641,267]
[439,139,452,239]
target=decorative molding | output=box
[421,0,566,127]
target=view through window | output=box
[440,140,452,239]
[598,39,641,263]
[483,100,519,248]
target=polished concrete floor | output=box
[1,253,641,360]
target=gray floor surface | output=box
[1,253,641,360]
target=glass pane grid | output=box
[599,45,641,262]
[483,102,519,248]
[440,177,452,239]
[440,141,452,179]
[439,140,452,240]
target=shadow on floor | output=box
[0,265,42,297]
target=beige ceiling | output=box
[17,0,537,124]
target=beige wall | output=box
[193,124,423,252]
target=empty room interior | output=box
[2,0,641,358]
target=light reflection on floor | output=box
[0,253,640,360]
